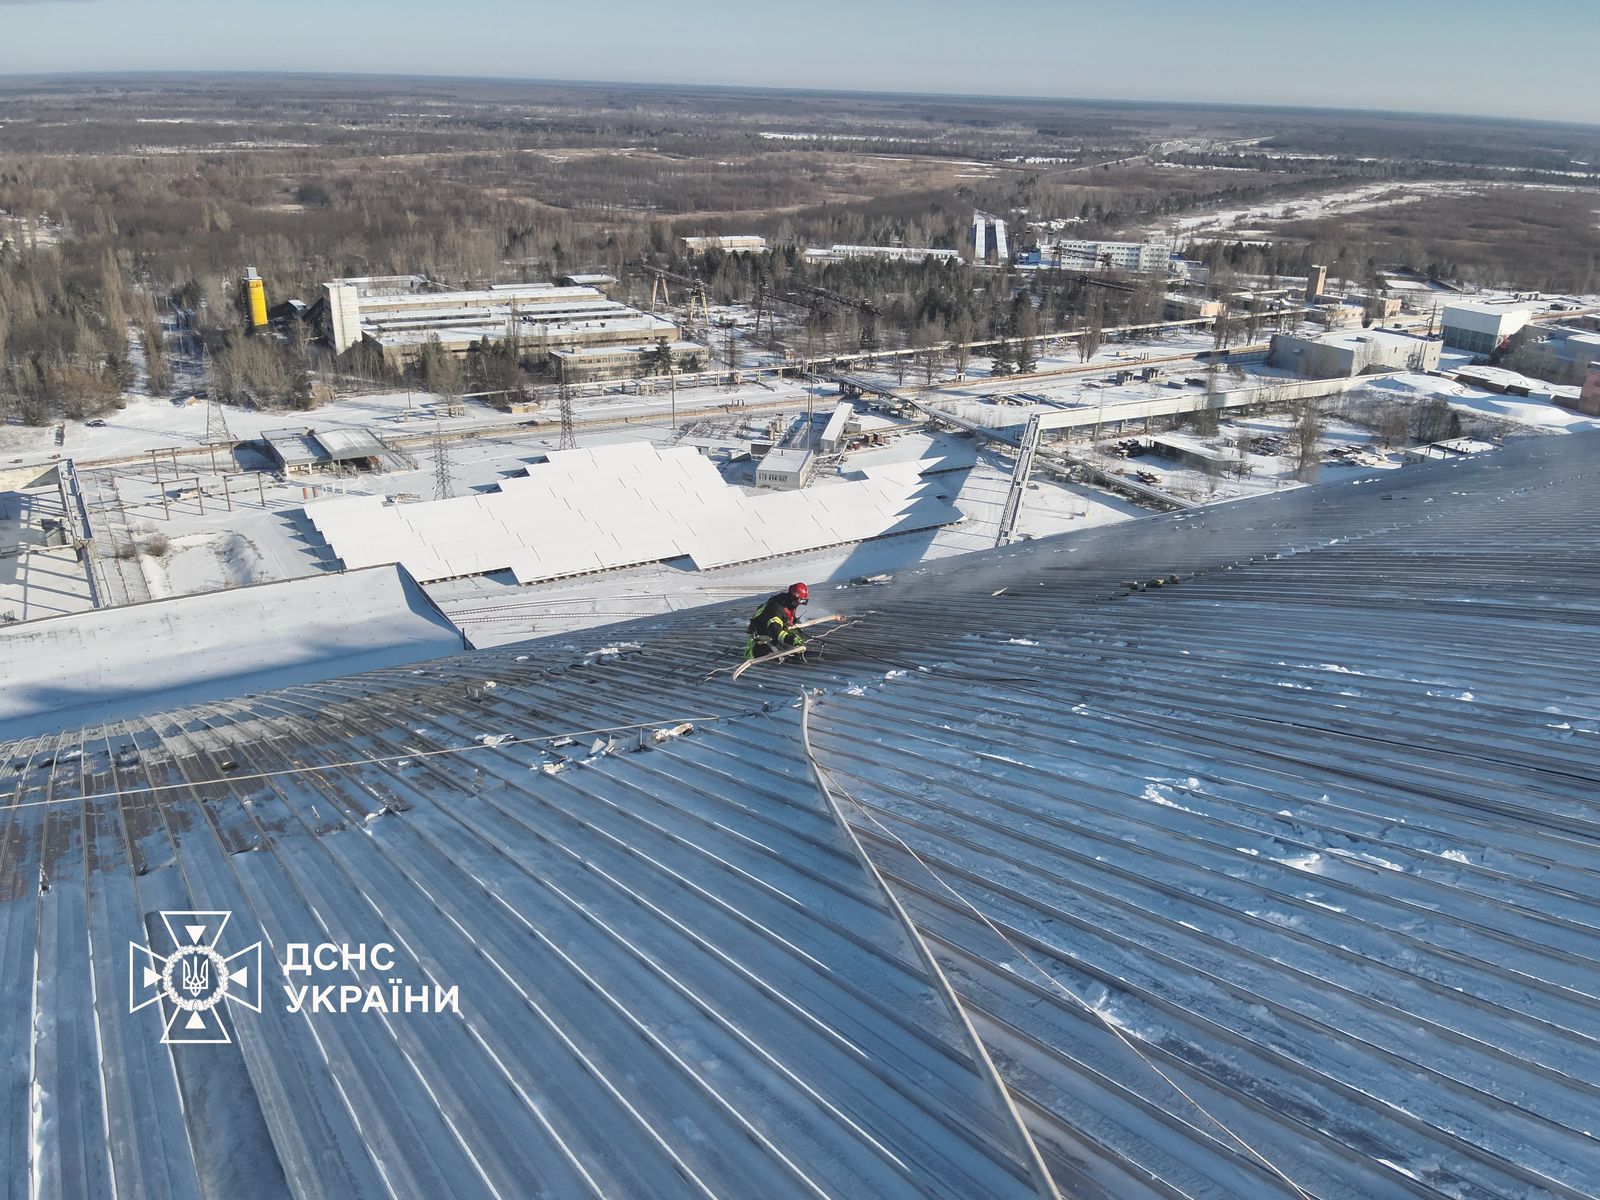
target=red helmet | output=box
[789,582,809,604]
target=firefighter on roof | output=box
[745,582,809,660]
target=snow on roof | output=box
[757,447,814,470]
[1315,328,1434,352]
[547,340,700,362]
[786,441,1600,1196]
[346,284,603,311]
[372,313,674,348]
[304,443,962,582]
[361,300,623,328]
[312,426,388,462]
[262,427,323,466]
[6,435,1600,1197]
[820,401,855,445]
[1442,299,1536,316]
[0,565,464,741]
[1,637,1055,1200]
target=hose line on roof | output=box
[799,689,1318,1200]
[796,689,1064,1200]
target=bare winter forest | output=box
[2,74,1596,421]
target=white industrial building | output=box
[1037,238,1170,273]
[680,235,768,253]
[754,447,816,490]
[1268,329,1442,379]
[1507,324,1600,385]
[1164,294,1224,320]
[319,276,679,368]
[262,426,412,474]
[549,340,704,383]
[818,401,857,454]
[1440,301,1535,354]
[803,245,962,264]
[972,212,1009,264]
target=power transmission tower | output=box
[204,393,232,446]
[202,350,232,473]
[558,382,576,451]
[432,426,453,501]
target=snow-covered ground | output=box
[1073,414,1403,507]
[1357,373,1600,434]
[0,374,818,468]
[73,419,714,605]
[426,364,1569,650]
[1165,180,1487,237]
[1154,178,1600,240]
[8,310,1595,656]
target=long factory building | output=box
[320,276,680,368]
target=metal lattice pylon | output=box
[558,383,576,451]
[202,347,232,446]
[204,395,232,446]
[432,427,453,500]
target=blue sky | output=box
[1,0,1595,123]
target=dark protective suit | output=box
[745,592,806,660]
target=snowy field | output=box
[73,420,702,606]
[27,354,1593,646]
[1154,178,1600,239]
[1075,414,1403,506]
[1356,373,1600,434]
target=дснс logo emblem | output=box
[129,911,262,1044]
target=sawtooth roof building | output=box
[5,433,1598,1199]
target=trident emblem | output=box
[182,955,210,997]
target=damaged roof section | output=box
[4,675,1055,1198]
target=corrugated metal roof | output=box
[795,434,1600,1199]
[5,432,1598,1198]
[3,658,1053,1197]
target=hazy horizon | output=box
[1,0,1595,126]
[2,68,1596,134]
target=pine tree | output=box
[1015,337,1037,375]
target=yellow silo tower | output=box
[243,266,268,328]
